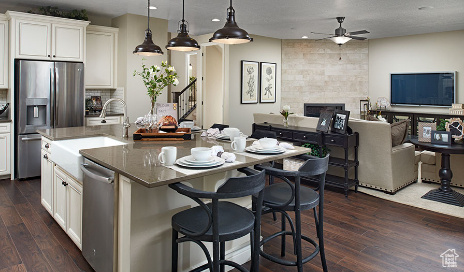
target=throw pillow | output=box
[391,120,409,147]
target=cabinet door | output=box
[86,116,121,126]
[0,20,7,88]
[16,20,51,59]
[52,24,84,61]
[0,133,10,175]
[66,177,82,249]
[53,167,67,231]
[85,31,114,88]
[41,149,53,215]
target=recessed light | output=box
[212,18,220,22]
[302,36,309,39]
[148,6,157,10]
[418,6,433,10]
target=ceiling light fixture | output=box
[209,0,253,44]
[148,6,157,10]
[133,0,163,56]
[329,36,352,45]
[212,18,220,22]
[302,36,309,39]
[166,0,200,52]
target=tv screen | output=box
[391,72,455,106]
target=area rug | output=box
[358,181,464,218]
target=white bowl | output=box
[191,147,212,162]
[259,138,278,149]
[223,127,240,141]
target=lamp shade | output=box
[329,36,352,45]
[166,0,200,52]
[134,30,164,56]
[209,5,252,44]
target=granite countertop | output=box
[37,125,310,188]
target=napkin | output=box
[211,145,224,156]
[210,145,235,162]
[135,117,145,127]
[201,128,220,137]
[220,152,236,163]
[279,142,295,150]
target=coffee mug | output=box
[158,146,177,166]
[231,136,247,152]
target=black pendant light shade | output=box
[166,0,200,51]
[209,0,253,44]
[133,0,164,56]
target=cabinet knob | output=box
[62,181,65,186]
[53,55,56,57]
[45,143,50,149]
[43,154,48,159]
[331,139,335,142]
[279,132,282,135]
[303,135,307,138]
[48,55,50,57]
[62,181,68,186]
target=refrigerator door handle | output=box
[50,67,56,128]
[20,137,42,141]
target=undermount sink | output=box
[50,136,127,181]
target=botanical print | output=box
[241,61,258,104]
[260,62,276,103]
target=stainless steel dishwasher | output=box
[81,158,117,272]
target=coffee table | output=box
[410,137,464,207]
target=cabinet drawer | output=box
[42,137,52,151]
[0,123,10,133]
[324,134,346,147]
[273,129,293,140]
[293,131,320,143]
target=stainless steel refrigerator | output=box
[15,60,84,179]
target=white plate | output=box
[182,155,216,164]
[247,146,285,152]
[245,146,286,154]
[216,134,230,140]
[176,157,225,168]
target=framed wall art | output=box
[316,110,333,132]
[431,130,452,145]
[418,122,436,142]
[331,110,350,134]
[260,62,277,103]
[241,60,259,104]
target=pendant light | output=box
[133,0,164,56]
[209,0,253,44]
[166,0,200,51]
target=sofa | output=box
[253,113,419,193]
[421,151,464,188]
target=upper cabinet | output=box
[6,11,89,62]
[0,15,8,88]
[85,25,118,88]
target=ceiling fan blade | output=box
[347,30,369,35]
[310,31,333,36]
[350,36,367,40]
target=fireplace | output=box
[304,103,345,117]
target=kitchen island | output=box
[38,124,310,272]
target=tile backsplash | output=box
[85,87,124,113]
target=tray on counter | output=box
[133,128,192,141]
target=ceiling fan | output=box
[311,17,369,46]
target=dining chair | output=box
[253,154,330,272]
[169,168,265,272]
[210,124,229,131]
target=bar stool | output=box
[254,155,329,272]
[169,168,265,272]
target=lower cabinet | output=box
[53,165,83,249]
[41,149,53,214]
[0,132,10,176]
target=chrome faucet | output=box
[99,98,130,138]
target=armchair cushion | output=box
[391,120,409,147]
[420,151,436,165]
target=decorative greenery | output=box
[436,119,447,131]
[301,143,329,158]
[28,6,89,21]
[133,60,179,113]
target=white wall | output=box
[369,30,464,113]
[203,45,224,127]
[228,35,282,135]
[112,14,168,121]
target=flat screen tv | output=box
[391,72,456,107]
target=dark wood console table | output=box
[409,137,464,207]
[253,123,359,197]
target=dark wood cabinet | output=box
[253,123,359,197]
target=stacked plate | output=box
[176,155,225,168]
[245,145,286,154]
[215,134,230,140]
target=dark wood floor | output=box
[0,178,463,272]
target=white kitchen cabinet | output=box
[53,165,82,249]
[41,149,54,214]
[0,16,8,88]
[53,166,68,231]
[86,116,122,126]
[7,11,89,62]
[66,176,82,249]
[85,25,118,88]
[0,123,11,176]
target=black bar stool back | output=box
[254,155,330,272]
[169,169,265,272]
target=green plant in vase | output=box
[280,105,294,127]
[134,60,178,130]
